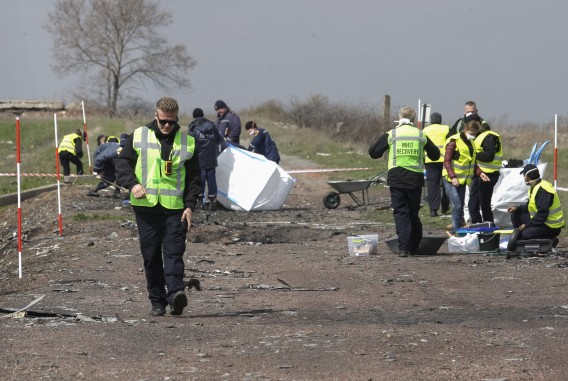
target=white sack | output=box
[464,163,547,227]
[216,146,295,211]
[447,233,480,253]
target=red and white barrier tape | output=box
[0,173,59,177]
[0,173,94,177]
[286,167,371,174]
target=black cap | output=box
[520,163,540,180]
[430,112,442,124]
[193,108,204,118]
[214,100,228,110]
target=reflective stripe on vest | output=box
[423,124,449,163]
[387,124,426,173]
[474,130,503,173]
[131,127,195,209]
[58,133,81,155]
[528,180,565,228]
[443,133,476,185]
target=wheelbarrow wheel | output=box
[323,192,340,209]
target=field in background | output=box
[1,98,567,235]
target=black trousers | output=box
[135,210,187,308]
[511,209,561,240]
[468,171,500,223]
[94,163,117,192]
[425,163,449,212]
[390,186,422,252]
[59,151,84,176]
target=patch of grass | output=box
[72,213,124,222]
[0,116,146,194]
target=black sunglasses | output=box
[157,118,178,126]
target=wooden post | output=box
[383,94,390,126]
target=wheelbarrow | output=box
[322,171,387,209]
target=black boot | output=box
[208,197,217,211]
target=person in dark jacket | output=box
[115,97,202,317]
[188,107,224,209]
[214,99,241,148]
[467,120,503,224]
[88,136,121,198]
[369,107,440,257]
[244,121,281,164]
[422,112,450,217]
[93,134,107,162]
[449,100,491,135]
[507,164,564,246]
[58,129,85,183]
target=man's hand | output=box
[519,224,526,231]
[451,178,459,187]
[181,208,192,231]
[131,184,146,199]
[507,206,518,214]
[480,173,490,182]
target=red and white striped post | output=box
[554,114,558,190]
[81,100,92,174]
[16,117,23,278]
[54,114,63,236]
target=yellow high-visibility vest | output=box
[423,123,449,164]
[130,127,195,209]
[443,134,476,185]
[528,180,564,229]
[474,130,503,173]
[387,124,426,173]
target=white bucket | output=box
[347,234,379,256]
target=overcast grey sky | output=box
[1,0,566,125]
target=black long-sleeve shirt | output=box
[115,121,202,213]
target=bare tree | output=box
[44,0,196,117]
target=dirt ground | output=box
[1,155,568,381]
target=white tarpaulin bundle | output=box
[216,145,296,211]
[465,163,547,227]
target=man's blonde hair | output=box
[156,97,179,113]
[398,107,416,122]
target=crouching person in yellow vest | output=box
[58,128,85,183]
[369,106,441,257]
[116,97,202,317]
[507,164,564,247]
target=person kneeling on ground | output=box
[88,136,121,198]
[507,163,564,247]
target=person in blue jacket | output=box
[214,99,241,150]
[188,108,224,209]
[88,136,121,198]
[244,121,280,164]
